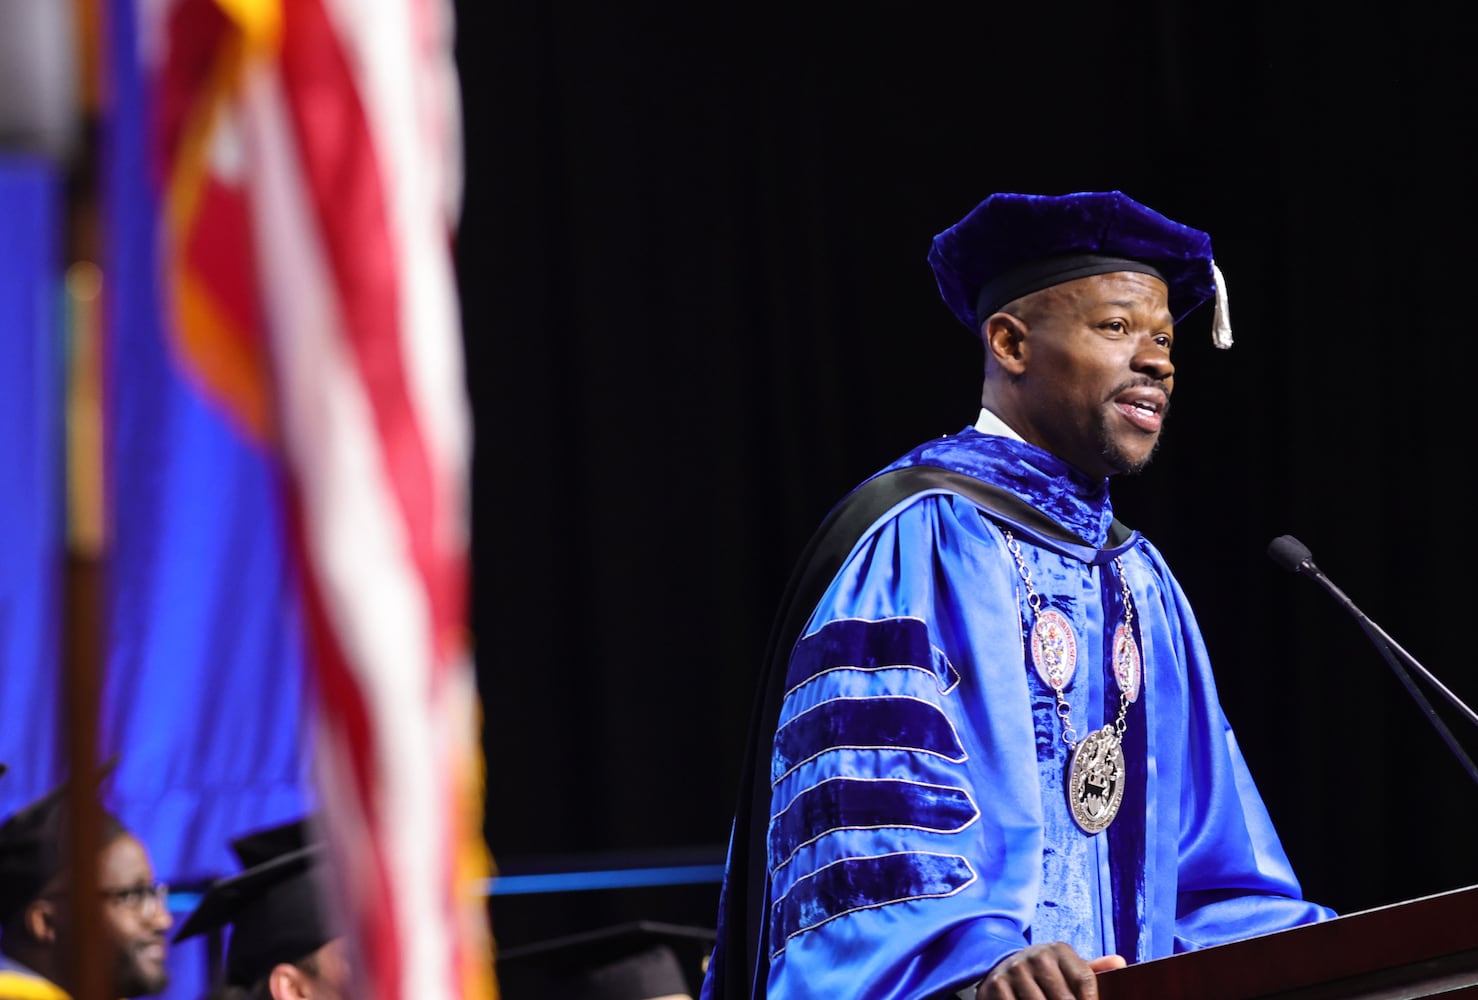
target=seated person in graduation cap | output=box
[174,817,348,1000]
[0,764,172,1000]
[496,920,717,1000]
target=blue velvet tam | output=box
[928,190,1232,347]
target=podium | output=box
[1096,884,1478,999]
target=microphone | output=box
[1266,534,1316,575]
[1267,534,1478,788]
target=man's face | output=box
[1001,271,1175,478]
[97,833,172,996]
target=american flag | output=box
[141,0,495,995]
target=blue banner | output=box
[101,0,314,992]
[0,157,65,812]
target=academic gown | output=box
[703,428,1334,1000]
[0,956,69,1000]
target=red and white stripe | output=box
[142,0,492,995]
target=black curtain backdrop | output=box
[453,2,1478,953]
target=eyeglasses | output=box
[100,881,170,915]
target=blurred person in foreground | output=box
[703,190,1335,1000]
[174,817,347,1000]
[0,769,171,999]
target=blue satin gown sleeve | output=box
[763,493,1048,1000]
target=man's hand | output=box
[975,942,1127,999]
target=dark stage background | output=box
[452,3,1478,957]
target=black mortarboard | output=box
[928,190,1232,347]
[227,816,312,869]
[174,827,338,987]
[496,920,716,1000]
[0,758,119,924]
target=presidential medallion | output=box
[1005,530,1136,837]
[1067,727,1125,834]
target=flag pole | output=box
[63,0,110,980]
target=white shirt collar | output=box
[974,407,1024,441]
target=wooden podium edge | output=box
[1096,884,1478,1000]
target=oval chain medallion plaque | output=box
[1067,727,1125,834]
[1030,608,1077,690]
[1112,622,1141,703]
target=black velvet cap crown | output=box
[173,818,338,987]
[928,190,1218,336]
[228,815,311,869]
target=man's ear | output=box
[22,898,59,945]
[268,963,310,1000]
[982,312,1028,376]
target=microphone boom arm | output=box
[1269,535,1478,790]
[1352,612,1478,788]
[1315,567,1478,730]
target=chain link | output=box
[1110,555,1134,739]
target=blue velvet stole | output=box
[878,427,1118,548]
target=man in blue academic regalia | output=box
[703,191,1336,1000]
